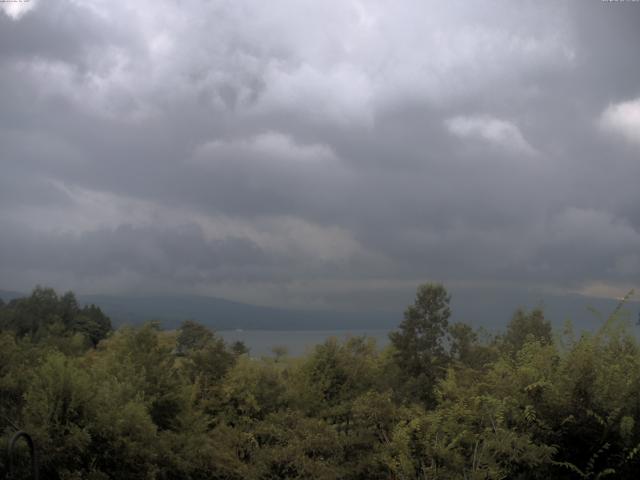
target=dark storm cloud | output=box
[1,0,639,307]
[0,222,282,284]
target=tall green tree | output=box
[176,319,214,354]
[389,283,451,406]
[502,307,552,355]
[0,287,112,349]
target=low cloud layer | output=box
[1,0,639,310]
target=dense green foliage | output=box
[1,284,640,479]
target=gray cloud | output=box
[1,0,640,310]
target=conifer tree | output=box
[389,282,451,406]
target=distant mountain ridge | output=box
[1,288,638,332]
[78,293,395,331]
[0,289,395,331]
[0,290,24,302]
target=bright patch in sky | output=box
[446,115,536,156]
[0,0,37,20]
[600,97,640,145]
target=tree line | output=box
[1,284,639,479]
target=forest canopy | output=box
[1,284,639,479]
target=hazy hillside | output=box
[2,288,637,332]
[66,290,640,332]
[78,293,395,330]
[0,290,24,302]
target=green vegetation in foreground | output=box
[1,284,639,479]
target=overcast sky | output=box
[1,0,639,311]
